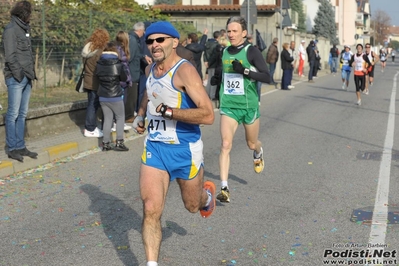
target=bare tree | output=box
[371,9,392,46]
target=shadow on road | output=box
[80,184,186,266]
[80,184,141,266]
[204,170,248,185]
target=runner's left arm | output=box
[247,46,271,84]
[170,62,215,125]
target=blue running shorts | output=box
[141,138,204,181]
[341,70,351,81]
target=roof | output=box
[152,4,277,13]
[389,26,399,35]
[356,0,366,12]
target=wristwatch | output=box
[159,104,173,120]
[244,68,250,76]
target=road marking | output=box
[261,88,279,96]
[368,71,398,252]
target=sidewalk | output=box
[0,75,312,181]
[0,125,142,181]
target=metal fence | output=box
[0,3,145,110]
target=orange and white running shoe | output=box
[200,181,216,218]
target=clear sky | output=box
[368,0,399,26]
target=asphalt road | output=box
[1,62,399,266]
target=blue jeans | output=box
[269,63,276,84]
[85,90,100,131]
[281,69,292,89]
[331,57,338,73]
[5,76,32,151]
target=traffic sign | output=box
[240,0,257,24]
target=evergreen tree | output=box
[289,0,306,33]
[312,0,338,44]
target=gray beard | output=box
[154,55,166,63]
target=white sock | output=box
[254,147,263,158]
[221,181,228,188]
[205,190,212,206]
[147,261,158,266]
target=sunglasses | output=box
[366,46,370,48]
[145,37,173,45]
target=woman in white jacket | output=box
[298,40,306,77]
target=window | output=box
[216,0,238,5]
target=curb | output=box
[0,129,139,179]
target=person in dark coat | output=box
[313,40,321,77]
[128,22,152,121]
[184,29,208,79]
[176,42,196,66]
[203,30,221,99]
[81,30,110,138]
[330,44,339,74]
[3,0,38,162]
[266,37,279,85]
[137,21,153,122]
[96,42,128,151]
[306,40,316,83]
[280,43,294,90]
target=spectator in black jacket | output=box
[96,42,128,152]
[313,40,321,77]
[185,29,208,79]
[137,21,153,122]
[306,40,316,83]
[203,30,221,99]
[280,43,294,90]
[3,1,38,162]
[176,42,196,66]
[330,44,339,74]
[128,22,152,121]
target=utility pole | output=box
[247,0,250,35]
[373,19,375,47]
[279,0,282,52]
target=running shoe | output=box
[84,127,103,138]
[365,89,369,95]
[342,83,345,90]
[356,99,361,106]
[253,148,264,174]
[200,181,216,218]
[216,186,230,203]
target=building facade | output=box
[302,0,371,46]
